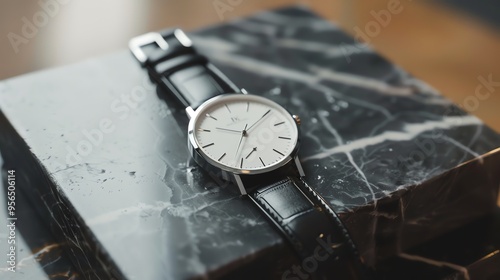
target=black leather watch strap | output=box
[129,29,239,109]
[250,177,367,279]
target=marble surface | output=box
[0,6,500,279]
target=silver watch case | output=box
[186,93,304,195]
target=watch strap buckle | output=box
[129,32,168,65]
[129,29,193,66]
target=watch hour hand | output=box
[216,127,241,133]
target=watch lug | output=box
[186,106,195,119]
[234,174,248,196]
[294,156,306,177]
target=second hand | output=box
[234,124,248,163]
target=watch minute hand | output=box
[247,109,271,131]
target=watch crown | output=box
[292,115,301,126]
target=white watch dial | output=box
[190,94,298,172]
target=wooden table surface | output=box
[0,0,499,131]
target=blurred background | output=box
[0,0,499,131]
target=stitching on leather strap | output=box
[298,177,360,258]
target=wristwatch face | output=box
[188,94,299,174]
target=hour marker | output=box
[246,102,249,112]
[259,157,265,166]
[240,158,244,168]
[278,136,291,140]
[199,129,211,132]
[273,149,285,156]
[225,104,231,113]
[206,114,217,121]
[218,153,226,161]
[274,121,285,126]
[202,143,214,148]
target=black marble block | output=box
[2,150,500,280]
[0,155,81,280]
[1,6,500,280]
[376,207,500,280]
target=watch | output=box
[129,29,368,279]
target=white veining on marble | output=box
[311,83,393,118]
[392,66,443,96]
[317,110,378,202]
[277,39,372,58]
[40,189,103,280]
[309,65,414,96]
[441,135,481,159]
[303,115,482,161]
[193,35,423,98]
[399,253,470,280]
